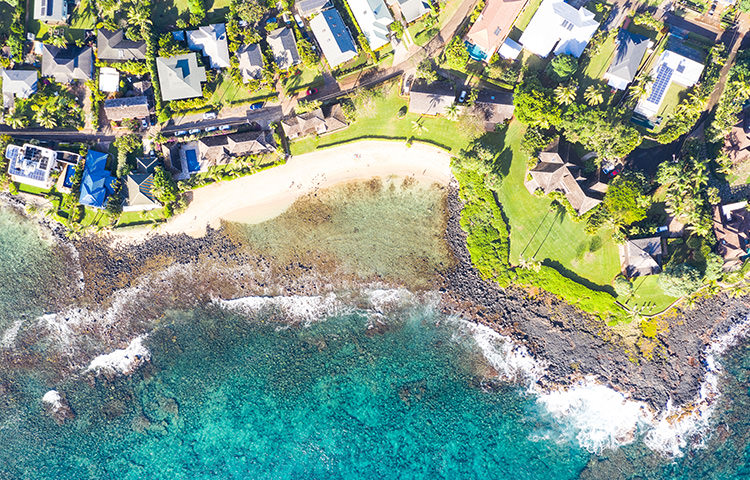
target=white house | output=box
[635,50,704,118]
[347,0,393,50]
[5,143,58,188]
[310,8,358,67]
[518,0,599,58]
[186,24,231,69]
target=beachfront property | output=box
[474,89,515,131]
[176,131,276,178]
[5,143,58,188]
[99,67,120,93]
[281,105,348,139]
[714,202,750,271]
[1,70,38,109]
[123,157,161,212]
[518,0,599,58]
[635,49,704,119]
[97,28,147,61]
[267,27,300,71]
[310,8,358,68]
[347,0,394,50]
[41,45,94,83]
[296,0,330,17]
[408,80,455,116]
[33,0,68,23]
[619,237,664,278]
[525,140,607,215]
[237,44,264,83]
[388,0,431,24]
[103,96,151,124]
[465,0,528,61]
[187,24,231,69]
[79,150,116,209]
[604,30,651,90]
[155,53,207,101]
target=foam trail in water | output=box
[86,335,150,376]
[215,293,349,325]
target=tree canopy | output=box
[547,54,578,81]
[659,263,702,297]
[603,173,651,225]
[559,107,642,162]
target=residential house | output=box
[155,53,207,101]
[604,29,651,90]
[635,49,704,118]
[103,96,150,123]
[498,38,522,60]
[474,89,514,130]
[348,0,393,50]
[389,0,431,24]
[310,8,358,68]
[267,27,300,70]
[518,0,599,58]
[34,0,67,23]
[187,23,231,69]
[41,45,94,83]
[198,131,275,164]
[524,140,607,215]
[723,109,750,164]
[408,80,455,116]
[99,67,120,93]
[281,104,348,139]
[79,150,115,209]
[237,44,264,83]
[619,237,664,278]
[465,0,528,61]
[97,28,147,61]
[296,0,330,17]
[1,70,38,109]
[123,157,161,212]
[5,143,58,188]
[713,202,750,270]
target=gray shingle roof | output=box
[97,29,147,61]
[296,0,330,16]
[237,44,264,82]
[41,45,93,83]
[606,29,649,88]
[619,236,663,277]
[1,70,38,108]
[408,80,455,116]
[103,96,150,121]
[267,27,300,70]
[155,53,207,101]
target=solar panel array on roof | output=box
[646,63,674,105]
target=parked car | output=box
[189,128,201,135]
[266,17,277,25]
[249,102,264,110]
[175,130,188,136]
[294,14,304,29]
[306,87,318,96]
[458,90,468,103]
[203,111,217,120]
[219,124,231,131]
[205,126,217,132]
[141,118,149,129]
[656,226,669,234]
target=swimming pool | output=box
[465,41,487,62]
[185,149,201,173]
[62,164,76,189]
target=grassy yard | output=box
[152,0,230,31]
[583,33,617,80]
[626,275,677,315]
[209,74,276,106]
[653,82,686,126]
[282,66,324,94]
[494,122,622,289]
[513,0,543,33]
[27,0,96,41]
[289,83,472,155]
[116,208,166,228]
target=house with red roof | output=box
[465,0,528,61]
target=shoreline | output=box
[114,141,453,242]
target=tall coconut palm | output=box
[5,110,27,129]
[445,103,459,121]
[628,82,648,101]
[584,85,604,106]
[411,118,428,134]
[554,82,577,106]
[35,110,57,129]
[47,29,68,49]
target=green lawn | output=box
[584,33,617,80]
[494,122,622,288]
[514,0,543,32]
[27,0,95,41]
[209,74,276,106]
[653,82,686,126]
[290,83,473,155]
[116,208,166,228]
[152,0,230,31]
[626,275,678,315]
[282,66,324,95]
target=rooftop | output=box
[619,236,663,278]
[310,8,358,68]
[267,27,300,70]
[635,49,704,118]
[237,44,264,83]
[347,0,394,50]
[155,53,207,101]
[187,23,231,69]
[6,143,58,189]
[518,0,599,58]
[466,0,527,59]
[97,29,147,61]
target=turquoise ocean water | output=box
[0,209,749,479]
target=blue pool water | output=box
[465,41,487,61]
[62,164,76,189]
[185,149,201,172]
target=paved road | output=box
[0,129,116,143]
[161,106,284,134]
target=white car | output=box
[175,130,188,136]
[203,111,217,120]
[205,126,217,132]
[218,125,231,131]
[458,90,467,103]
[189,128,201,135]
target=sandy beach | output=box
[115,141,453,241]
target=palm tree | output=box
[35,110,57,129]
[445,103,459,121]
[628,82,647,101]
[47,29,68,49]
[5,111,27,129]
[584,85,604,106]
[411,118,428,134]
[554,83,577,106]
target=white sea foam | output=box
[215,293,349,324]
[41,390,63,410]
[86,335,150,376]
[1,319,24,349]
[468,314,750,457]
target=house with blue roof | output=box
[79,150,115,209]
[309,8,358,68]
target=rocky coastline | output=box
[5,183,749,413]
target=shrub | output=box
[659,263,702,297]
[613,274,633,298]
[547,54,578,82]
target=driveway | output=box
[162,105,284,133]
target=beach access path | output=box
[116,141,453,241]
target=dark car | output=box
[249,102,264,110]
[306,88,318,96]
